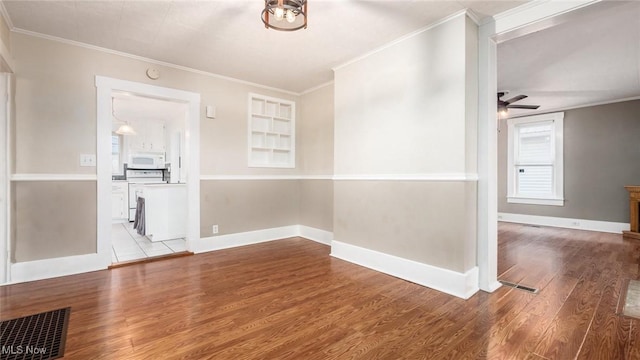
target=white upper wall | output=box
[299,84,334,175]
[334,13,475,175]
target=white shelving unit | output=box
[248,93,295,168]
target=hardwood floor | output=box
[498,223,640,360]
[1,224,640,359]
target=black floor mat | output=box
[0,307,70,360]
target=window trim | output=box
[507,112,564,206]
[111,133,125,176]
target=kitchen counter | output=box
[143,183,187,242]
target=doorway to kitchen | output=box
[96,76,201,268]
[110,93,189,264]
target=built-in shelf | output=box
[248,93,295,168]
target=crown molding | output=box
[0,2,14,30]
[332,9,472,71]
[464,8,482,26]
[507,96,640,120]
[12,28,302,97]
[300,81,334,96]
[491,0,551,23]
[490,0,600,36]
[0,2,14,72]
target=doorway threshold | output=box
[108,251,193,269]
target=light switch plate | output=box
[206,105,216,119]
[80,154,96,167]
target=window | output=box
[507,112,564,206]
[112,133,124,174]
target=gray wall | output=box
[498,100,640,223]
[200,180,300,237]
[299,180,333,231]
[334,181,476,273]
[14,181,97,262]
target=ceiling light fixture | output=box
[498,104,509,118]
[497,91,540,118]
[112,98,137,136]
[262,0,307,31]
[115,123,136,136]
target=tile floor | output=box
[111,222,188,263]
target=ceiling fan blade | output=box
[504,95,527,104]
[507,104,540,110]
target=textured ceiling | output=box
[2,0,528,93]
[498,1,640,117]
[4,0,635,114]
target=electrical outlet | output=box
[212,225,219,234]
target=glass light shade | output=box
[274,7,284,20]
[498,104,508,118]
[286,9,295,23]
[116,123,136,135]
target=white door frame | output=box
[0,73,9,284]
[96,76,200,267]
[476,0,600,291]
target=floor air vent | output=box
[499,280,539,294]
[0,307,70,360]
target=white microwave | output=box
[128,152,165,169]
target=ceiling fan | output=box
[498,92,540,116]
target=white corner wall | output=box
[332,12,479,299]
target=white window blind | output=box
[516,122,553,197]
[517,123,552,163]
[517,165,553,196]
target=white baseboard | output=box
[298,225,333,245]
[498,212,630,234]
[193,225,300,253]
[7,253,109,285]
[330,240,479,299]
[483,281,503,292]
[194,225,334,253]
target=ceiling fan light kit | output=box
[497,91,540,116]
[262,0,307,31]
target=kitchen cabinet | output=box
[248,93,295,168]
[129,119,166,152]
[111,182,128,221]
